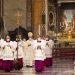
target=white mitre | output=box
[28,32,33,37]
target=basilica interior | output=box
[0,0,75,75]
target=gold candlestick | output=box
[68,30,72,39]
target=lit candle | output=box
[60,22,61,26]
[73,19,74,28]
[38,24,41,35]
[60,22,61,28]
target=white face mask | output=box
[6,39,10,42]
[29,38,32,40]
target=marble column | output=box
[0,0,4,17]
[32,0,43,38]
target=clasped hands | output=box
[6,44,11,48]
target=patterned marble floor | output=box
[0,58,74,75]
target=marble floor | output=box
[0,58,74,75]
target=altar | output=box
[53,31,75,58]
[51,1,75,58]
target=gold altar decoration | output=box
[57,31,75,43]
[67,30,72,39]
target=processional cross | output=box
[15,11,22,60]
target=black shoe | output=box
[26,65,30,67]
[26,65,33,68]
[29,66,33,68]
[35,69,43,72]
[5,70,10,72]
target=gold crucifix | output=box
[15,10,22,25]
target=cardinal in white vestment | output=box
[3,35,14,72]
[0,34,4,70]
[44,36,54,67]
[33,36,46,72]
[23,32,35,67]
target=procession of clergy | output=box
[0,32,54,72]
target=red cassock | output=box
[35,49,45,72]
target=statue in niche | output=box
[48,12,55,31]
[49,12,53,25]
